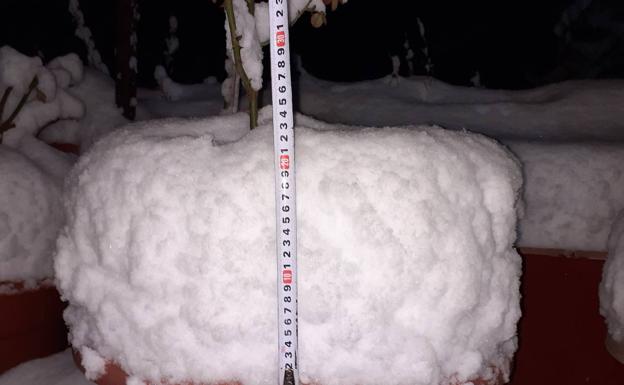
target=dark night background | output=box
[1,0,624,90]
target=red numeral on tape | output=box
[283,269,293,284]
[276,31,285,47]
[280,154,290,170]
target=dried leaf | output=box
[310,12,326,28]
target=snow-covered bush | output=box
[56,112,522,385]
[600,212,624,361]
[0,146,63,287]
[0,47,83,288]
[0,46,84,179]
[0,46,84,145]
[41,68,140,152]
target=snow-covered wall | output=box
[511,142,624,251]
[56,114,522,385]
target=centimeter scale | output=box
[269,1,299,385]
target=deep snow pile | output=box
[56,112,522,385]
[510,142,624,251]
[0,147,63,286]
[600,212,624,346]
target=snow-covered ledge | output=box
[600,212,624,364]
[55,112,523,385]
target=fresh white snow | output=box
[0,48,81,286]
[0,146,63,286]
[55,111,522,385]
[2,31,624,383]
[289,71,624,251]
[511,141,624,251]
[295,71,624,142]
[0,350,94,385]
[40,68,148,152]
[1,47,83,179]
[27,53,624,255]
[1,47,84,148]
[139,75,223,120]
[154,65,185,101]
[47,54,85,88]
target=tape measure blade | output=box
[268,1,299,385]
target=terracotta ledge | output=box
[516,247,607,261]
[0,281,68,374]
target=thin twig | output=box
[5,77,38,126]
[0,76,39,139]
[0,86,13,122]
[224,0,258,128]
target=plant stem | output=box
[249,88,258,128]
[224,0,258,129]
[0,86,12,121]
[246,0,255,15]
[0,76,38,141]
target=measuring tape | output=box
[269,2,298,385]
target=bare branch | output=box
[0,76,39,140]
[224,0,258,128]
[0,86,13,121]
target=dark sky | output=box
[1,0,623,89]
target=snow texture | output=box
[154,65,184,101]
[47,53,84,88]
[79,346,106,380]
[296,71,624,142]
[510,142,624,251]
[293,71,624,251]
[0,46,53,102]
[41,68,145,152]
[140,76,223,120]
[600,212,624,343]
[0,146,63,284]
[0,47,82,179]
[56,112,522,385]
[0,350,94,385]
[0,46,84,148]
